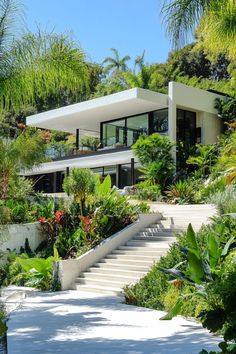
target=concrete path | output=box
[8,290,220,354]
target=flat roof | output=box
[26,88,168,134]
[22,149,136,175]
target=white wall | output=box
[0,222,45,253]
[168,82,223,145]
[198,112,222,144]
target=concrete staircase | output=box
[75,204,217,295]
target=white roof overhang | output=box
[22,149,136,176]
[26,88,168,134]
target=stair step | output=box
[101,258,157,266]
[94,262,152,271]
[113,249,164,255]
[79,272,140,282]
[135,235,176,241]
[76,277,134,288]
[143,227,184,232]
[150,223,203,228]
[106,253,161,261]
[138,231,175,236]
[126,240,170,248]
[88,267,147,277]
[117,245,164,252]
[75,284,122,295]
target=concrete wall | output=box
[197,112,222,144]
[168,82,223,145]
[54,213,161,290]
[0,222,45,253]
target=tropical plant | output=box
[123,65,153,89]
[215,96,236,124]
[134,181,161,201]
[103,48,131,76]
[159,219,236,352]
[80,135,100,151]
[55,228,87,258]
[14,249,60,290]
[162,0,236,59]
[207,184,236,214]
[132,133,175,187]
[186,143,217,178]
[63,168,96,216]
[166,179,196,203]
[0,30,89,114]
[95,174,112,199]
[213,132,236,184]
[0,130,45,199]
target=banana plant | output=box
[159,222,236,320]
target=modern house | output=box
[24,82,224,192]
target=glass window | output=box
[102,120,125,147]
[152,109,168,134]
[126,114,148,146]
[177,109,196,145]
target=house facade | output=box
[24,82,223,192]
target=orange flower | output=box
[55,210,63,224]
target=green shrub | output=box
[166,179,196,203]
[196,177,226,202]
[124,241,185,310]
[134,181,161,201]
[207,184,236,214]
[55,228,87,258]
[132,133,175,187]
[63,168,96,216]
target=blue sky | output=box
[22,0,174,66]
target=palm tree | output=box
[63,168,96,216]
[134,50,145,72]
[0,31,89,113]
[103,48,131,76]
[162,0,236,59]
[0,0,89,115]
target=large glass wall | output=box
[151,109,168,134]
[126,114,148,146]
[102,119,126,147]
[102,114,148,148]
[101,110,168,148]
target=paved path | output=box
[8,290,220,354]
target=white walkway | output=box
[8,290,220,354]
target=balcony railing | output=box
[46,142,130,161]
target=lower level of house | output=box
[25,149,141,192]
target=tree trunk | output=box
[0,332,7,354]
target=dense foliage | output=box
[0,170,150,291]
[132,133,175,188]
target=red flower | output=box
[55,210,63,224]
[39,217,46,223]
[81,215,92,233]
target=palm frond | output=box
[0,31,89,113]
[162,0,211,47]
